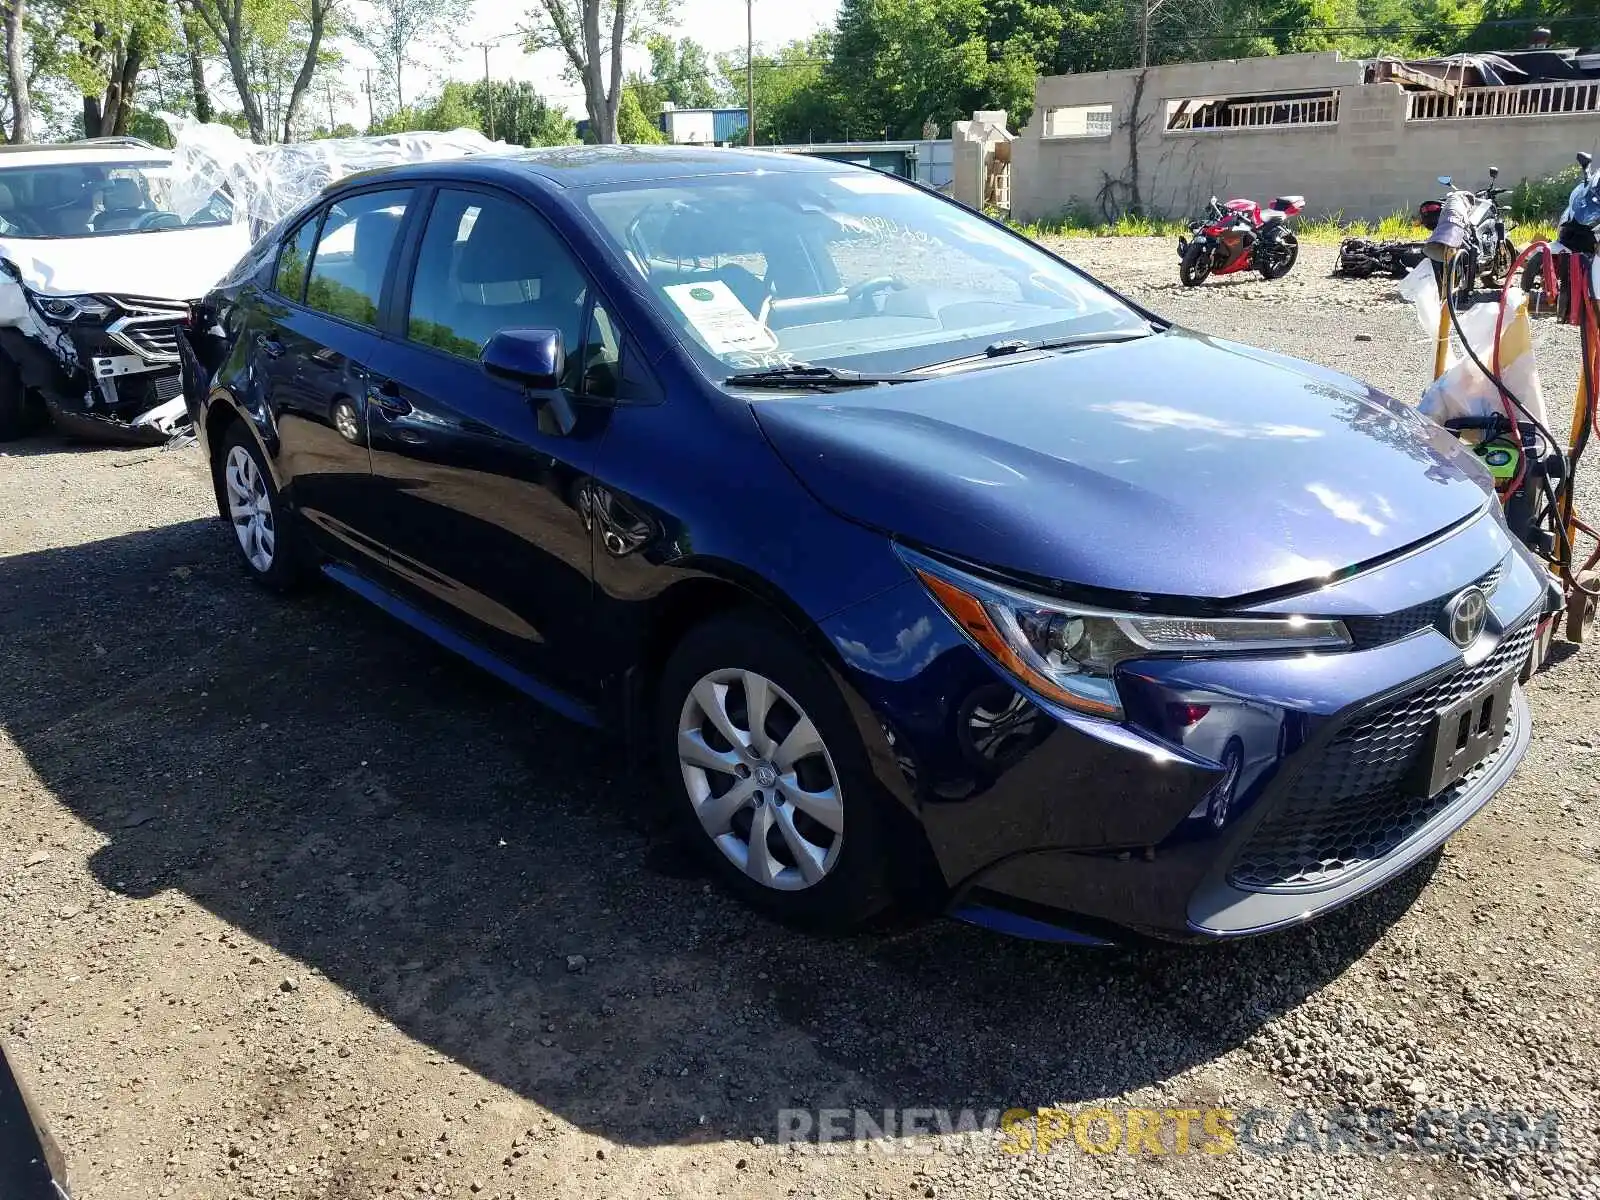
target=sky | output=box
[337,0,841,125]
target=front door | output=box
[363,186,621,689]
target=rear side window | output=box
[273,214,319,303]
[405,189,588,362]
[304,188,413,328]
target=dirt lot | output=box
[2,239,1598,1200]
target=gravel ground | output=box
[1,238,1598,1200]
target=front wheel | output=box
[1483,239,1513,287]
[1179,242,1213,287]
[657,612,892,931]
[0,353,46,442]
[1256,232,1299,280]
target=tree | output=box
[468,78,573,144]
[179,3,214,123]
[184,0,343,143]
[522,0,674,144]
[646,33,717,108]
[716,32,838,143]
[351,0,473,115]
[53,0,174,137]
[615,83,664,141]
[2,0,28,142]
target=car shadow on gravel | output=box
[0,521,1431,1149]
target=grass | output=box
[1013,208,1558,248]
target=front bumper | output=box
[821,513,1544,943]
[0,297,193,444]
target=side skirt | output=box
[321,562,602,729]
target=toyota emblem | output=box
[1442,585,1488,648]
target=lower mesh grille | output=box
[1228,619,1534,892]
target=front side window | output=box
[582,170,1146,376]
[274,214,320,303]
[304,188,413,328]
[0,159,235,239]
[406,189,588,364]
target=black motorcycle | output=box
[1421,166,1515,307]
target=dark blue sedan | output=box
[183,146,1546,943]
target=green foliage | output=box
[616,87,665,143]
[466,80,574,146]
[646,34,718,108]
[1508,163,1584,223]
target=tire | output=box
[0,353,45,442]
[1256,232,1299,280]
[1521,249,1570,320]
[214,421,304,591]
[657,611,892,931]
[1448,252,1477,309]
[1179,241,1212,287]
[1483,239,1513,287]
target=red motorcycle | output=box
[1177,194,1305,286]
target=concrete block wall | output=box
[1013,51,1600,223]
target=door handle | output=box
[254,333,285,359]
[366,381,413,418]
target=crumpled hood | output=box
[751,329,1493,601]
[0,224,253,302]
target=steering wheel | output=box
[845,275,909,312]
[135,211,184,230]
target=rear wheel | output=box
[1179,242,1212,287]
[658,612,892,931]
[1256,232,1299,280]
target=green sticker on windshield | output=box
[688,286,714,302]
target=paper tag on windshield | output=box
[664,280,777,354]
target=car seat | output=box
[448,203,587,362]
[92,177,149,230]
[350,208,403,303]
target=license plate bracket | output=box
[1417,669,1516,797]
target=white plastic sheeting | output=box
[165,120,518,238]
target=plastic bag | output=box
[163,119,515,239]
[1419,286,1548,428]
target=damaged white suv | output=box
[0,137,251,443]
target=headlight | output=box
[900,548,1351,720]
[30,293,113,322]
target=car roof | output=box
[0,140,172,167]
[340,144,851,192]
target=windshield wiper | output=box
[983,328,1154,358]
[723,364,923,389]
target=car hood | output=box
[0,223,253,302]
[750,329,1492,600]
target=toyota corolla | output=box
[183,146,1546,943]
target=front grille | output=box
[115,322,181,360]
[1345,558,1506,650]
[1229,618,1534,892]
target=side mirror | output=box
[1488,165,1499,179]
[1437,175,1453,188]
[482,327,564,390]
[1579,152,1594,170]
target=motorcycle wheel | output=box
[1257,233,1299,280]
[1519,249,1570,319]
[1179,242,1212,287]
[1483,240,1513,287]
[1449,252,1477,308]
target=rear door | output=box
[362,185,619,687]
[267,186,416,565]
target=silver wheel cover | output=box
[224,444,276,574]
[677,668,844,891]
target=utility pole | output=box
[745,0,754,146]
[478,42,494,141]
[364,68,375,131]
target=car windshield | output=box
[581,168,1146,376]
[0,159,235,239]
